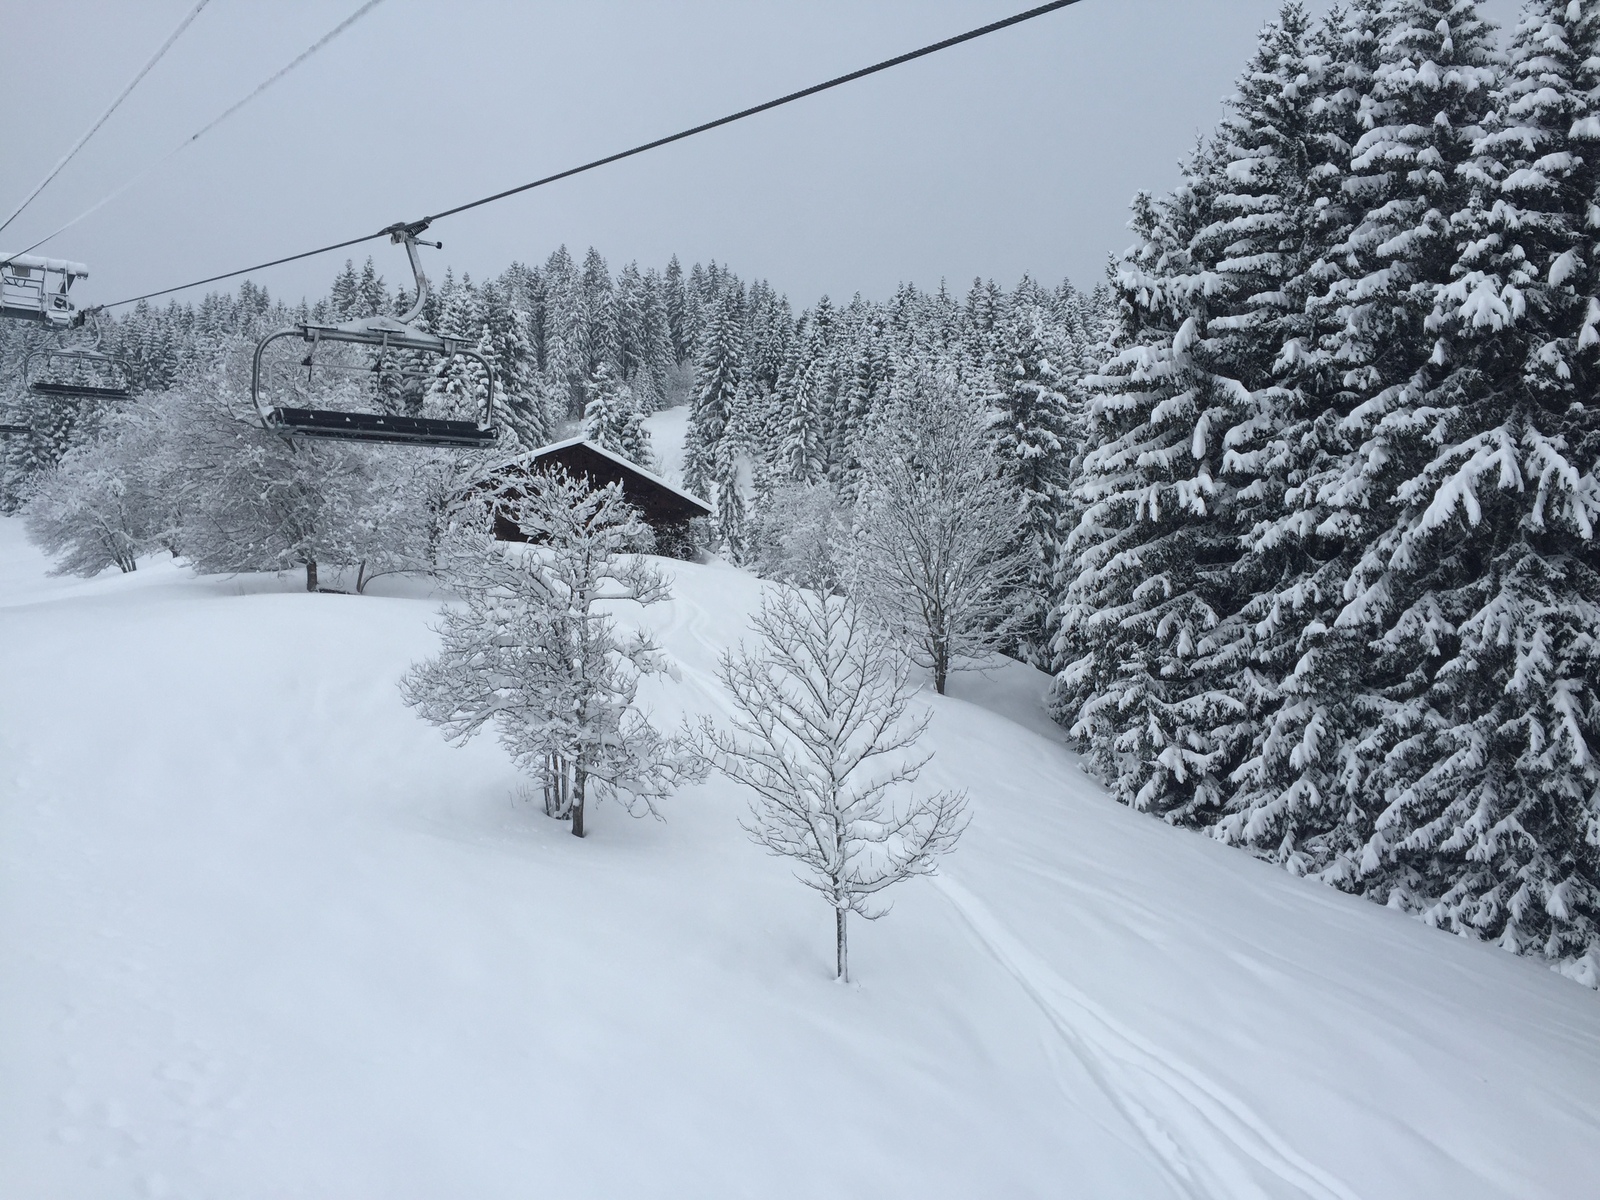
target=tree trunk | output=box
[546,754,574,818]
[305,559,318,592]
[835,905,848,982]
[571,767,586,838]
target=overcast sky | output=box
[1,0,1521,310]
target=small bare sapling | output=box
[696,584,968,980]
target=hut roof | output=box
[492,437,711,527]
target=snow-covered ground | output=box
[645,401,690,488]
[1,490,1597,1197]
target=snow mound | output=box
[1,517,1596,1198]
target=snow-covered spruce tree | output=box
[581,247,619,386]
[1050,174,1239,809]
[685,289,743,499]
[988,298,1080,666]
[425,278,492,425]
[1203,2,1358,846]
[664,254,691,366]
[1321,0,1600,974]
[1208,0,1389,871]
[777,313,827,485]
[693,584,968,981]
[964,277,1005,370]
[582,361,654,466]
[614,261,647,388]
[539,246,590,416]
[833,307,890,500]
[479,277,549,450]
[1053,7,1339,824]
[711,395,751,561]
[1258,1,1504,896]
[744,281,795,400]
[403,470,691,838]
[793,295,838,476]
[327,258,381,322]
[617,262,675,410]
[853,369,1028,695]
[356,257,389,319]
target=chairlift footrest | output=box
[29,382,131,401]
[264,406,495,447]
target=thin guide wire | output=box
[16,0,389,260]
[0,0,212,239]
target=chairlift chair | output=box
[26,308,132,402]
[1,252,88,328]
[0,423,29,436]
[251,222,497,448]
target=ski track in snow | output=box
[936,876,1363,1200]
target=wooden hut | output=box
[483,437,711,555]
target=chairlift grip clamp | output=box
[383,218,442,250]
[68,304,105,331]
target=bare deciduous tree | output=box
[695,584,968,980]
[852,369,1030,693]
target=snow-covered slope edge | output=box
[1,516,1595,1199]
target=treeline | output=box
[0,243,1103,616]
[0,247,770,502]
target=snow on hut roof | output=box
[509,436,711,514]
[0,252,89,276]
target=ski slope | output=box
[1,509,1597,1198]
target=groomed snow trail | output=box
[938,876,1361,1200]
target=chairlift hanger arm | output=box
[384,225,438,326]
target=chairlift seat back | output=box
[1,253,87,328]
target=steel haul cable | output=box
[0,0,213,239]
[100,0,1085,310]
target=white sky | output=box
[0,0,1522,309]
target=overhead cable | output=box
[0,0,213,239]
[102,0,1085,309]
[16,0,389,260]
[422,0,1086,224]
